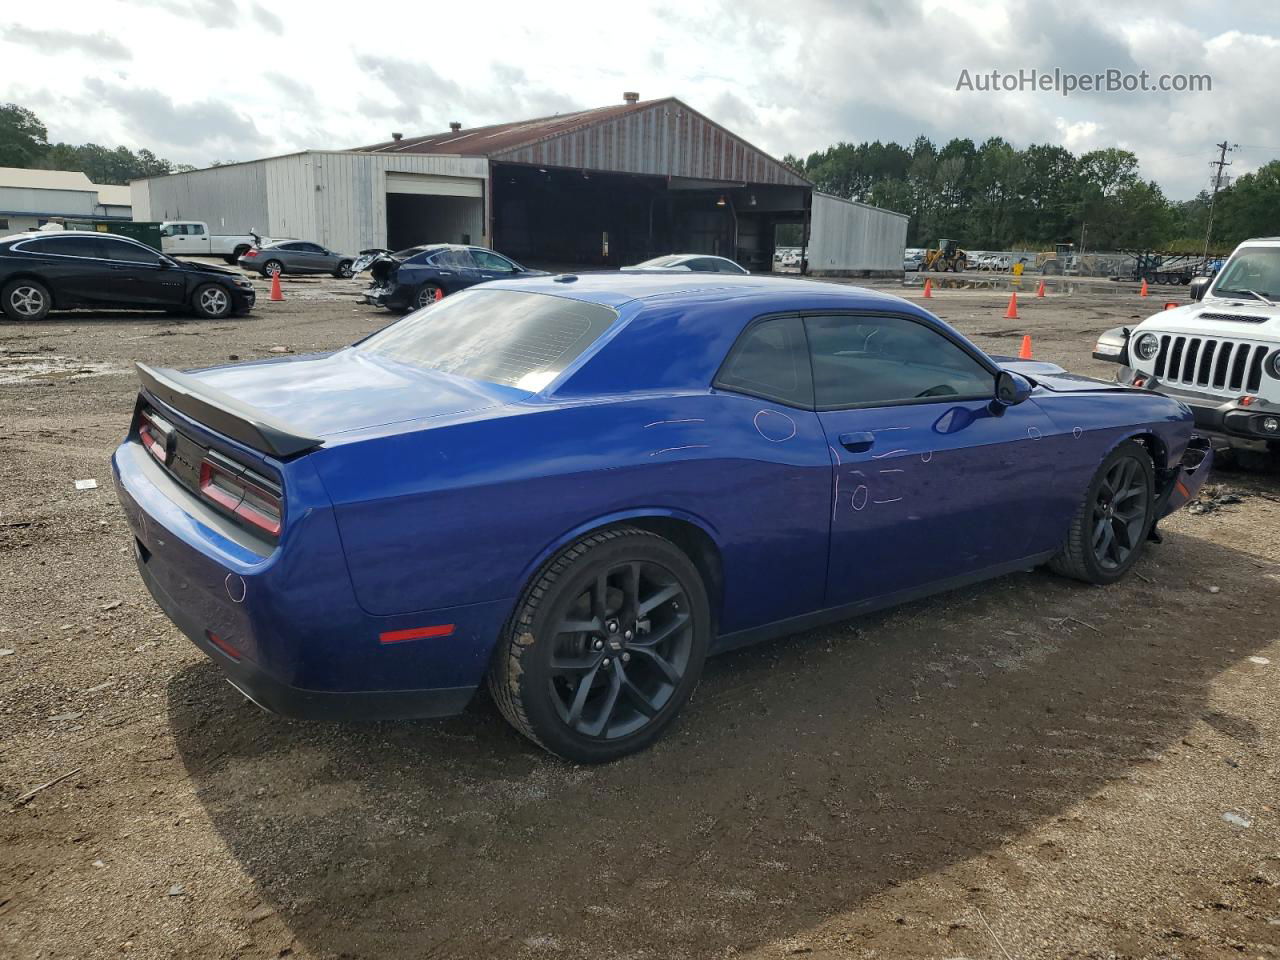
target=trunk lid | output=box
[181,350,528,441]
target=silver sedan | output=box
[239,240,355,278]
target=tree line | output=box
[0,102,193,185]
[783,136,1280,255]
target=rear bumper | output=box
[113,440,503,722]
[360,284,411,309]
[135,550,474,721]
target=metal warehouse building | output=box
[130,95,906,275]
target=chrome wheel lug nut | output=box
[602,658,611,667]
[623,629,633,640]
[592,639,604,651]
[621,652,631,663]
[606,620,619,633]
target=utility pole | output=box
[1203,140,1235,261]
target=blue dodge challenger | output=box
[113,274,1211,761]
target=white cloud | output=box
[0,0,1275,198]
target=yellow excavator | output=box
[921,238,967,272]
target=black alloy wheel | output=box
[489,528,710,762]
[1050,440,1156,584]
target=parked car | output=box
[239,240,356,278]
[622,254,748,274]
[159,221,288,265]
[0,230,255,321]
[113,273,1210,762]
[1093,236,1280,469]
[359,244,546,311]
[903,250,925,272]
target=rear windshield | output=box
[636,256,688,268]
[354,288,617,391]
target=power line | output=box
[1203,140,1236,260]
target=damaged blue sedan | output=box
[113,274,1211,762]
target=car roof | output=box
[485,271,912,311]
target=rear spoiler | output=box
[135,362,322,458]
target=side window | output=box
[188,223,206,236]
[714,316,813,408]
[805,315,994,408]
[472,249,515,272]
[279,242,303,251]
[22,236,103,258]
[102,237,163,265]
[432,249,475,269]
[297,242,324,253]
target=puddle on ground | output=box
[0,351,121,384]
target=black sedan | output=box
[359,244,546,312]
[0,231,256,321]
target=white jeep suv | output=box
[1094,237,1280,466]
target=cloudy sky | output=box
[2,0,1278,199]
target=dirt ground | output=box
[2,267,1278,960]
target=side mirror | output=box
[157,257,172,269]
[993,370,1033,409]
[1189,276,1211,301]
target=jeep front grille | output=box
[1152,335,1269,394]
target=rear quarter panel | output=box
[312,393,833,637]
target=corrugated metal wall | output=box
[132,152,488,253]
[140,162,271,234]
[0,187,98,218]
[808,193,909,275]
[495,102,807,187]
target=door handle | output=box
[839,431,876,453]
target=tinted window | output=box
[101,237,164,265]
[715,316,813,407]
[278,242,305,251]
[429,248,476,269]
[189,223,206,236]
[806,315,993,408]
[19,236,104,258]
[356,288,616,391]
[472,249,517,272]
[295,242,325,253]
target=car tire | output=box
[414,283,443,309]
[1,279,52,321]
[191,283,233,320]
[1049,440,1156,585]
[488,526,711,763]
[335,261,354,279]
[262,260,283,277]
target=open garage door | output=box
[491,163,809,271]
[385,172,484,250]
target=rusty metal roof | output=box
[355,97,809,188]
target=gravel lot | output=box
[2,267,1278,960]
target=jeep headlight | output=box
[1268,349,1280,379]
[1134,333,1160,362]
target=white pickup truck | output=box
[158,221,288,264]
[1093,237,1280,468]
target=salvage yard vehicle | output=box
[359,243,546,311]
[622,254,748,274]
[921,238,967,272]
[1093,236,1280,469]
[0,230,256,321]
[113,273,1211,762]
[239,240,355,278]
[159,221,289,265]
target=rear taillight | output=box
[198,453,282,537]
[137,409,173,464]
[243,249,259,258]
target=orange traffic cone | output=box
[269,270,283,302]
[1018,334,1033,359]
[1036,279,1046,298]
[434,287,444,302]
[922,278,933,298]
[1139,278,1149,297]
[1004,293,1019,319]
